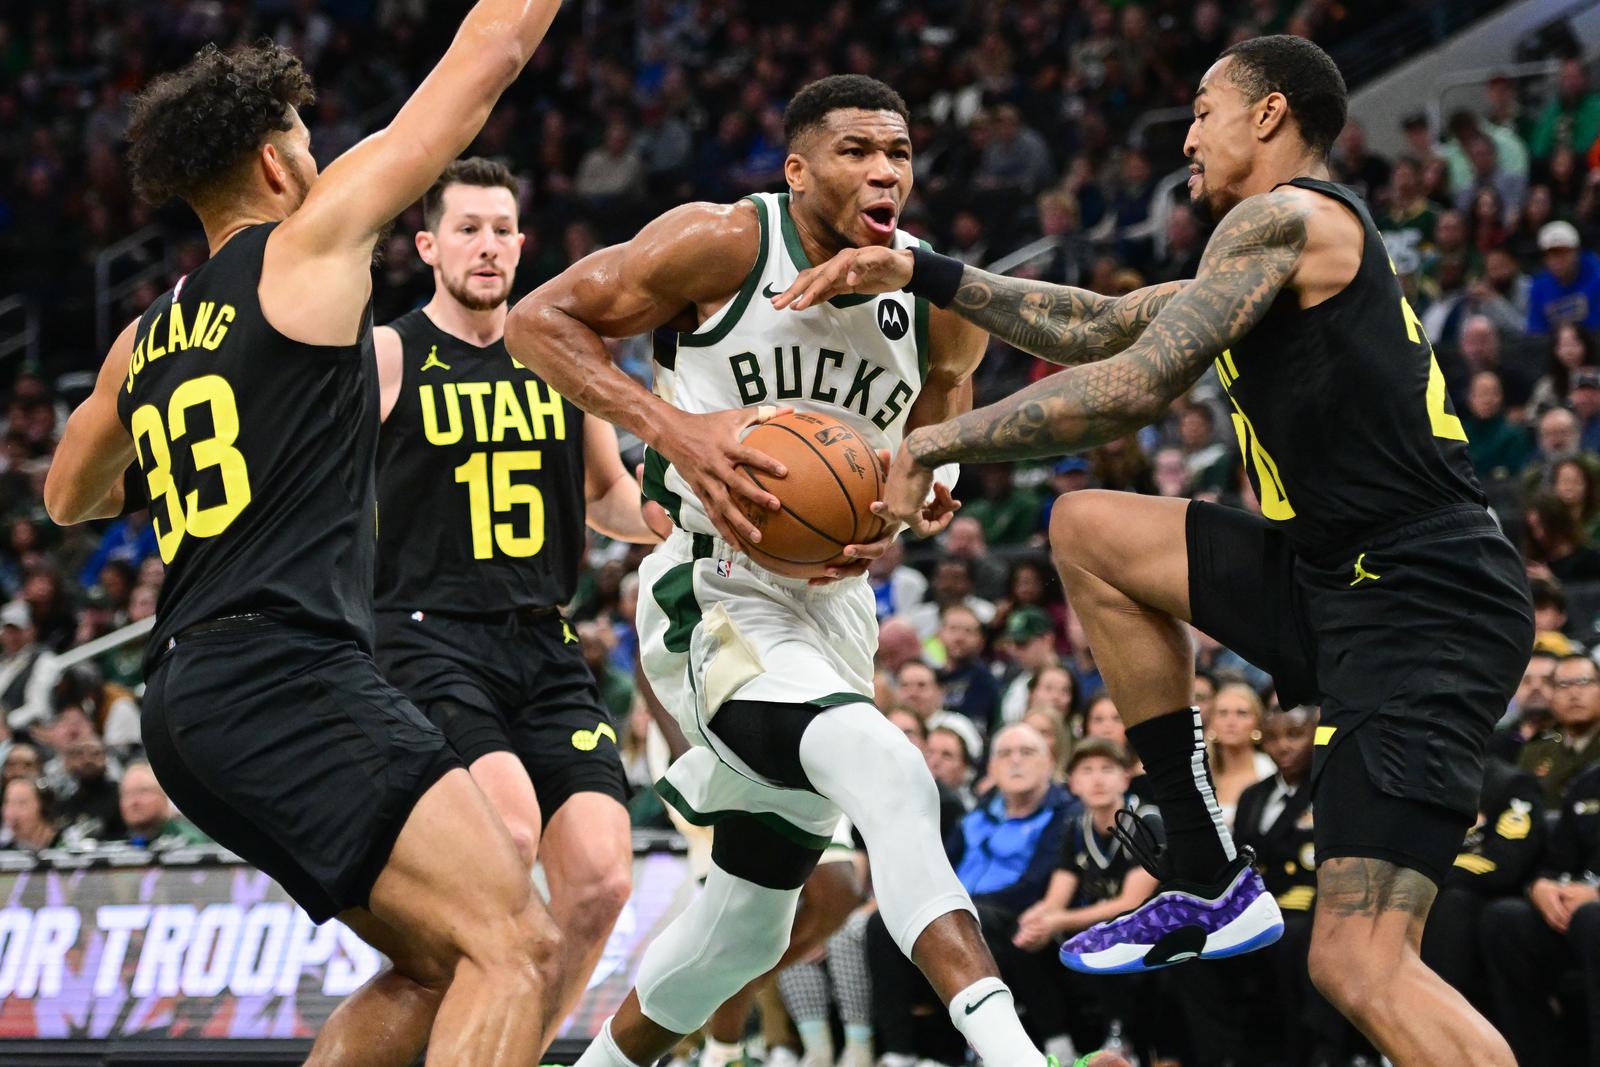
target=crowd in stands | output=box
[6,0,1600,1063]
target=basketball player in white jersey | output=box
[507,76,1059,1067]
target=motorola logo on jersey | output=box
[877,299,909,341]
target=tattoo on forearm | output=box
[952,273,1188,367]
[909,191,1310,467]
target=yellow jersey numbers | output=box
[454,451,545,560]
[131,375,253,563]
[1214,349,1295,521]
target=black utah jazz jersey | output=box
[117,223,379,668]
[1215,178,1484,558]
[374,309,586,613]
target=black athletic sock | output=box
[1125,706,1237,885]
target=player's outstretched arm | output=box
[505,201,789,547]
[581,416,670,544]
[283,0,563,255]
[903,189,1310,470]
[45,321,138,525]
[772,244,1188,366]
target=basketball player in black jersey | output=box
[373,157,668,1038]
[778,35,1531,1067]
[43,5,570,1063]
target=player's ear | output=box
[259,141,289,195]
[1255,91,1290,142]
[784,152,809,195]
[415,228,438,267]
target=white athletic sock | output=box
[844,1023,873,1048]
[947,978,1045,1066]
[796,1018,834,1060]
[575,1017,646,1067]
[701,1036,744,1067]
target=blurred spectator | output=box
[1493,649,1557,766]
[1013,739,1159,1059]
[1520,653,1600,805]
[1529,221,1600,334]
[975,104,1055,201]
[1530,321,1600,415]
[941,517,1009,602]
[0,741,43,790]
[1376,157,1437,263]
[998,607,1063,725]
[57,733,124,844]
[945,210,989,266]
[1444,315,1532,412]
[1463,371,1531,481]
[1481,761,1600,1065]
[575,119,646,212]
[1332,120,1391,201]
[926,725,974,803]
[963,465,1040,547]
[1525,491,1600,583]
[934,604,1000,732]
[117,761,209,850]
[894,660,981,762]
[868,540,928,622]
[578,618,633,720]
[77,510,157,591]
[0,776,58,851]
[1422,758,1543,1014]
[1208,682,1275,829]
[0,599,55,731]
[906,557,995,640]
[1529,58,1600,162]
[1552,456,1600,542]
[1151,204,1204,284]
[1176,402,1233,496]
[875,616,924,676]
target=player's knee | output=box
[1048,489,1119,561]
[464,904,563,987]
[504,820,539,872]
[1306,933,1387,1021]
[570,862,633,937]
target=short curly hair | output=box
[783,74,909,146]
[127,41,315,207]
[1219,35,1347,159]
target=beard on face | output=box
[443,268,511,311]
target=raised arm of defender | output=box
[267,0,564,343]
[504,201,789,548]
[772,244,1188,367]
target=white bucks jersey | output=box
[643,191,930,537]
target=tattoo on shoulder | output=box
[1317,857,1437,920]
[906,191,1310,467]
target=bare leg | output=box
[541,792,634,1034]
[1049,490,1195,724]
[1308,858,1514,1067]
[363,768,560,1066]
[305,910,447,1067]
[468,751,543,868]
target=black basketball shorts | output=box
[1186,501,1533,884]
[142,616,462,923]
[374,608,628,818]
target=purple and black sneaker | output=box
[1059,812,1283,975]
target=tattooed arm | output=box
[949,275,1189,366]
[904,190,1310,469]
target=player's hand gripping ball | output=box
[735,410,887,579]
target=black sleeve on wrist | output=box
[119,466,149,518]
[907,247,965,309]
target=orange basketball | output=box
[736,411,887,578]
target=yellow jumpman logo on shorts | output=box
[1349,552,1381,587]
[421,345,451,372]
[561,619,579,644]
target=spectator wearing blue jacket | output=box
[866,723,1071,1064]
[1528,221,1600,334]
[77,512,158,592]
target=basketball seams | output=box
[747,470,849,558]
[765,421,861,540]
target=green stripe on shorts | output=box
[654,776,834,851]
